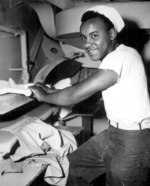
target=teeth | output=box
[89,50,94,53]
[87,49,93,52]
[87,48,96,53]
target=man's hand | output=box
[35,82,58,93]
[29,85,47,102]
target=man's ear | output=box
[109,28,117,40]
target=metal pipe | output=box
[0,25,29,83]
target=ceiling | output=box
[4,0,146,10]
[26,0,115,9]
[23,0,150,10]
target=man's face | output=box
[80,17,113,61]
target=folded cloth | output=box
[0,78,33,96]
[54,78,71,89]
[0,158,23,175]
[0,159,47,186]
[54,78,72,122]
[0,131,17,157]
[0,117,77,186]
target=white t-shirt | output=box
[100,44,150,124]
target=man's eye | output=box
[80,35,86,41]
[91,34,98,39]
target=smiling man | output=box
[29,5,150,186]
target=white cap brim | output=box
[87,5,125,33]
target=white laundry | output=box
[0,78,33,97]
[0,117,77,186]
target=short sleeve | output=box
[99,50,123,77]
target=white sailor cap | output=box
[86,5,125,33]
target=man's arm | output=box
[29,69,118,106]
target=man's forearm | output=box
[42,86,76,106]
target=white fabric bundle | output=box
[0,117,77,186]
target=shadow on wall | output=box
[118,18,149,55]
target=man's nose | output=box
[83,38,92,49]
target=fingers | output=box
[28,86,40,98]
[35,82,44,87]
[34,83,52,93]
[28,86,37,98]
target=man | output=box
[29,5,150,186]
